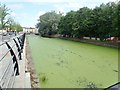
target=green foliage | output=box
[37,11,62,36]
[0,3,22,31]
[86,82,98,88]
[58,11,76,37]
[57,1,119,41]
[36,1,119,40]
[11,22,23,32]
[39,73,48,83]
[0,4,10,29]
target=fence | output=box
[0,33,25,89]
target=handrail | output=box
[0,57,13,82]
[0,33,26,89]
[0,49,10,62]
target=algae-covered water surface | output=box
[28,35,118,88]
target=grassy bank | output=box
[28,35,118,88]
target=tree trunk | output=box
[95,37,97,40]
[89,36,92,39]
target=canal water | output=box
[28,35,118,88]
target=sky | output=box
[0,0,117,28]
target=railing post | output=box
[17,37,22,50]
[17,33,26,52]
[22,33,26,48]
[20,33,25,50]
[13,39,22,60]
[5,42,19,75]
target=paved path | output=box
[0,34,16,43]
[0,35,31,88]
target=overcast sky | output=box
[0,0,117,27]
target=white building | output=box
[22,27,38,33]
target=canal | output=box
[28,35,118,88]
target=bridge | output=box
[0,33,31,89]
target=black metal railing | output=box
[0,33,25,89]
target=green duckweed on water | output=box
[28,35,118,88]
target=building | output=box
[22,27,38,33]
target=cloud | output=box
[54,4,64,11]
[55,7,66,15]
[7,4,24,10]
[14,12,36,27]
[1,0,116,3]
[26,0,75,3]
[53,2,82,13]
[1,0,116,28]
[0,0,74,3]
[11,12,17,17]
[19,13,29,19]
[57,8,64,13]
[53,0,116,11]
[0,0,24,2]
[27,0,116,3]
[66,2,81,8]
[41,0,115,3]
[37,11,46,17]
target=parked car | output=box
[106,37,118,42]
[106,37,115,41]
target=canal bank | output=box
[42,35,119,49]
[25,37,40,88]
[58,37,119,49]
[41,34,119,48]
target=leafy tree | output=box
[37,1,119,40]
[92,2,118,41]
[0,4,10,29]
[37,11,62,36]
[75,7,93,38]
[7,16,15,30]
[112,1,120,38]
[11,22,23,32]
[118,1,120,38]
[58,11,76,37]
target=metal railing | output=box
[0,33,25,89]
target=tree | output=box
[117,1,120,38]
[7,16,15,30]
[75,7,93,38]
[0,4,10,29]
[58,11,76,37]
[92,2,118,41]
[37,1,119,40]
[37,11,62,36]
[112,1,120,38]
[11,22,23,32]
